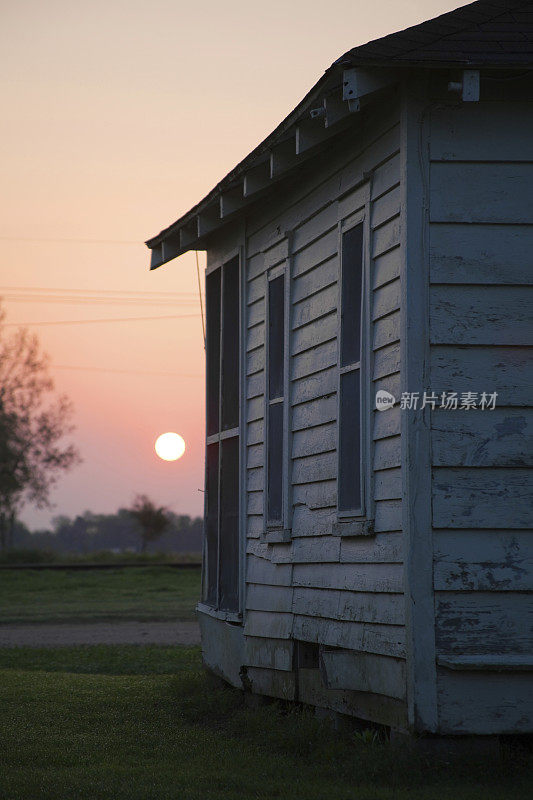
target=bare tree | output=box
[0,303,80,549]
[128,494,170,553]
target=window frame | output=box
[263,258,291,542]
[200,246,243,621]
[336,202,374,525]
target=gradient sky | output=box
[1,0,464,529]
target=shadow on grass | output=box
[1,644,531,800]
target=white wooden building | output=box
[146,0,533,736]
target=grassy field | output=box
[0,566,201,624]
[0,645,530,800]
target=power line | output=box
[0,236,140,244]
[0,286,200,297]
[2,294,199,307]
[2,313,200,327]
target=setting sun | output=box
[155,432,186,461]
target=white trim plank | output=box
[435,591,533,655]
[430,346,532,406]
[431,407,533,468]
[434,529,533,592]
[433,467,533,529]
[430,286,533,346]
[400,86,438,732]
[429,223,533,285]
[430,162,533,224]
[436,671,533,735]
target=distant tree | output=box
[128,494,171,553]
[0,303,80,549]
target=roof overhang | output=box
[145,64,399,269]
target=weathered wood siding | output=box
[429,101,533,734]
[241,103,406,722]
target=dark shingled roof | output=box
[335,0,533,68]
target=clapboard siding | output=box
[430,223,533,285]
[430,162,533,224]
[433,529,533,592]
[430,346,531,406]
[428,101,533,735]
[430,102,533,162]
[435,592,533,655]
[292,587,404,625]
[433,468,532,529]
[431,407,533,468]
[430,285,532,346]
[437,671,533,735]
[239,102,405,714]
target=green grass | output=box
[0,566,201,624]
[0,548,202,565]
[0,645,530,800]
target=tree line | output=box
[10,504,203,555]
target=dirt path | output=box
[0,620,201,647]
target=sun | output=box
[155,432,186,461]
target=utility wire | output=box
[2,295,199,307]
[0,286,200,297]
[0,236,140,244]
[2,313,200,327]
[195,250,206,349]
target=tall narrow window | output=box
[204,255,240,612]
[338,223,364,515]
[267,271,285,526]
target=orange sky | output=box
[1,0,464,529]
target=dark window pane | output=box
[206,270,221,436]
[341,223,363,367]
[268,274,284,400]
[219,436,239,611]
[204,442,219,606]
[222,256,240,430]
[267,402,283,523]
[339,369,361,512]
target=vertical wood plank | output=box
[400,82,438,732]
